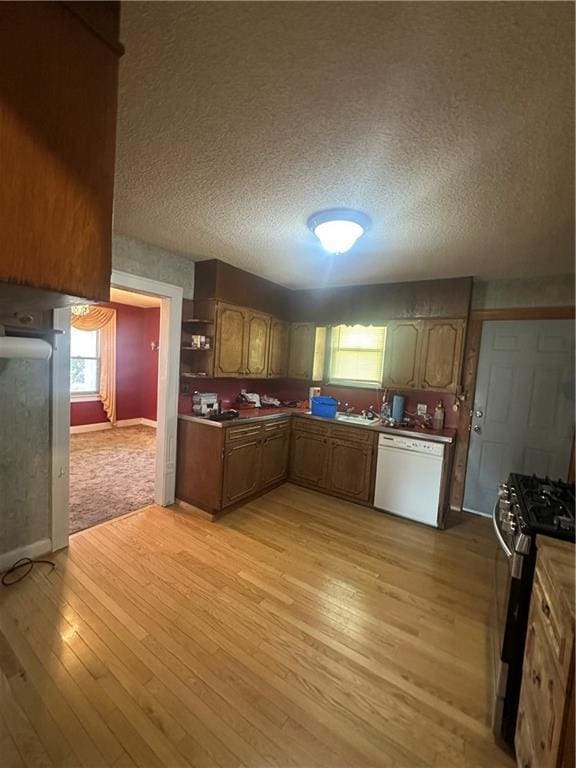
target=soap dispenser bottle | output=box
[432,400,445,432]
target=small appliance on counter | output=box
[192,392,219,417]
[236,391,261,408]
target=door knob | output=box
[473,424,482,434]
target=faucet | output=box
[344,403,355,416]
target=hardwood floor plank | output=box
[0,485,513,767]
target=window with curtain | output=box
[328,324,387,387]
[70,327,100,394]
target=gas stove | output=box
[509,473,575,541]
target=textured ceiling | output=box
[115,2,574,289]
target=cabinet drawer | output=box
[225,424,263,443]
[292,418,329,437]
[263,419,290,433]
[328,426,376,445]
[533,564,573,685]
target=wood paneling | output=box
[289,277,473,324]
[194,260,291,320]
[382,320,422,389]
[0,489,514,768]
[0,2,120,304]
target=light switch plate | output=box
[417,403,427,416]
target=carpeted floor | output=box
[69,425,156,534]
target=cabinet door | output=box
[288,323,316,379]
[245,311,271,377]
[222,439,262,507]
[268,320,289,377]
[382,320,422,389]
[419,319,465,392]
[289,432,328,487]
[261,430,290,487]
[0,3,120,303]
[326,439,374,502]
[214,304,247,377]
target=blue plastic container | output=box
[311,396,338,419]
[392,394,405,422]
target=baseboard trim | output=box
[462,506,491,518]
[70,422,111,434]
[71,418,157,434]
[0,538,53,573]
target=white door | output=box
[463,319,574,515]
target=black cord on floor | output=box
[1,557,56,587]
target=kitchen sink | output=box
[335,413,380,425]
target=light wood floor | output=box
[0,483,514,768]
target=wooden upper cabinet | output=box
[214,303,247,377]
[245,311,270,377]
[382,320,422,389]
[0,2,121,305]
[419,319,465,393]
[288,324,326,381]
[268,320,290,378]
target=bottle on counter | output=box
[432,400,445,432]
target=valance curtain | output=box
[71,307,117,424]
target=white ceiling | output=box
[115,2,574,289]
[109,287,161,308]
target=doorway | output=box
[463,319,575,515]
[51,270,183,550]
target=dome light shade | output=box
[307,209,371,254]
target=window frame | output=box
[326,324,387,389]
[70,327,101,400]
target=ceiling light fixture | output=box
[307,208,371,254]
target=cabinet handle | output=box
[541,599,551,618]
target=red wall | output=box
[180,378,459,429]
[70,302,160,426]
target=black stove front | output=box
[491,473,575,750]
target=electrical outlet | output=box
[416,403,427,416]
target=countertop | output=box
[178,408,456,444]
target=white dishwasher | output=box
[374,433,445,527]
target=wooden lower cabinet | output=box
[515,538,574,768]
[261,428,290,487]
[178,415,379,515]
[222,438,262,507]
[289,420,376,503]
[289,431,329,488]
[327,439,374,502]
